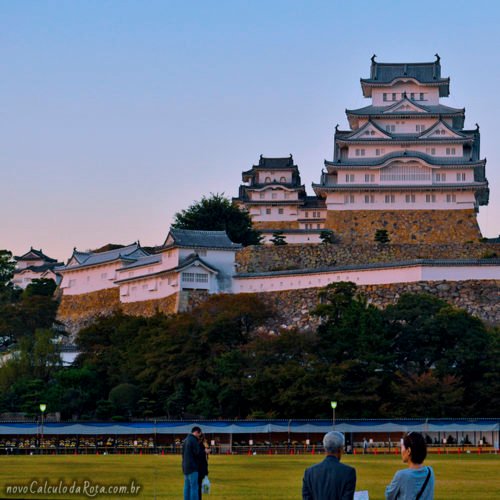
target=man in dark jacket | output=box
[302,431,356,500]
[182,426,202,500]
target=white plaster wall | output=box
[179,248,236,279]
[249,205,300,221]
[350,143,464,159]
[59,262,121,295]
[250,189,299,201]
[371,84,440,106]
[257,171,292,184]
[324,191,476,210]
[235,264,500,293]
[16,259,45,270]
[120,274,179,303]
[12,270,43,289]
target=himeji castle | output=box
[235,55,489,244]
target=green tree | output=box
[23,278,57,298]
[270,231,287,246]
[319,230,338,244]
[173,193,261,246]
[0,250,17,303]
[374,229,390,244]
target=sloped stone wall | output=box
[242,280,500,332]
[57,288,121,336]
[253,221,300,230]
[324,209,482,244]
[236,242,498,273]
[121,293,178,317]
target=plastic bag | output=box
[201,475,211,494]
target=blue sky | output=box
[2,0,498,260]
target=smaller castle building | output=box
[13,248,62,289]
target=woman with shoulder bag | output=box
[385,432,434,499]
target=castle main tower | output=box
[313,55,489,243]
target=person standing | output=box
[197,433,210,499]
[182,426,202,500]
[385,432,434,500]
[302,431,356,500]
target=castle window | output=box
[317,224,321,229]
[375,148,385,156]
[410,92,415,100]
[265,177,271,183]
[266,208,271,215]
[345,174,355,183]
[416,125,425,133]
[456,172,466,181]
[365,174,375,183]
[383,93,388,101]
[435,173,446,182]
[101,273,107,280]
[446,194,457,203]
[305,211,309,218]
[182,272,195,283]
[386,125,395,132]
[355,149,365,156]
[272,192,277,199]
[344,194,355,204]
[420,93,425,100]
[195,273,208,283]
[446,147,456,155]
[68,279,76,288]
[426,147,436,155]
[384,194,396,203]
[380,164,430,182]
[392,93,397,101]
[259,192,265,199]
[278,208,284,215]
[426,194,436,203]
[405,194,416,203]
[364,194,375,204]
[280,176,286,182]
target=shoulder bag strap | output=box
[415,467,431,500]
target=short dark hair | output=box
[403,432,427,464]
[191,426,202,434]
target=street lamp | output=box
[331,401,337,429]
[39,404,46,449]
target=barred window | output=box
[195,273,208,283]
[380,164,430,182]
[182,272,195,283]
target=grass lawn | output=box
[0,453,498,499]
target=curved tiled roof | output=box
[311,182,487,192]
[325,151,486,168]
[166,229,241,249]
[346,103,464,117]
[58,243,148,271]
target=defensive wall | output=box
[323,209,482,244]
[185,279,500,329]
[236,241,499,273]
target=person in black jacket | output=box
[302,431,356,500]
[182,426,202,500]
[197,433,210,499]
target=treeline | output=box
[1,278,498,420]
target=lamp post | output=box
[331,401,337,430]
[39,404,46,450]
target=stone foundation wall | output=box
[236,242,499,273]
[324,209,482,244]
[121,293,179,317]
[58,290,179,336]
[57,288,121,336]
[253,220,300,230]
[241,280,500,332]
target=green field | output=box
[0,454,499,499]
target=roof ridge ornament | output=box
[475,123,480,132]
[435,53,440,63]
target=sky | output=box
[2,0,499,261]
